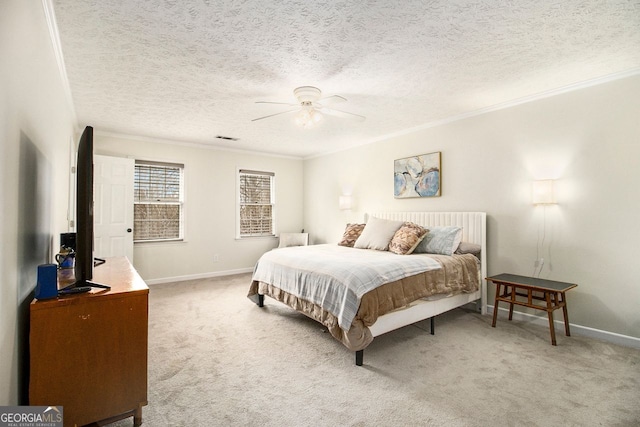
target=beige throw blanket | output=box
[251,244,442,330]
[248,253,480,351]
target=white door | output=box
[94,155,134,261]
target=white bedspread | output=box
[251,244,441,330]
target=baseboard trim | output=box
[488,305,640,350]
[145,267,253,285]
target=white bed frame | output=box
[258,211,488,366]
[365,212,487,339]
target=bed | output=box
[248,211,487,366]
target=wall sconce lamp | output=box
[339,195,352,210]
[532,180,556,205]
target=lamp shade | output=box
[532,180,556,205]
[339,195,352,210]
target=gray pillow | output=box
[354,216,404,251]
[414,226,463,255]
[455,241,481,256]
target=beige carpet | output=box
[110,273,640,426]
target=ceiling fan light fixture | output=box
[293,86,322,103]
[253,85,363,125]
[295,105,323,128]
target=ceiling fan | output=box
[252,86,365,128]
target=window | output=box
[238,169,275,237]
[134,160,184,242]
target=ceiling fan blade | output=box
[255,101,299,106]
[317,95,347,105]
[320,107,366,121]
[251,108,299,122]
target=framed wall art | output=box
[394,151,441,198]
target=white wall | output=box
[2,3,637,408]
[0,1,76,404]
[304,74,640,340]
[95,135,304,282]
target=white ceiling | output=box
[51,0,640,158]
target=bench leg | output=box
[430,317,435,335]
[508,285,515,320]
[258,294,264,307]
[561,292,571,336]
[545,292,557,345]
[491,283,501,327]
[355,350,363,366]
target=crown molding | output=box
[306,68,640,160]
[94,130,304,160]
[370,68,640,144]
[42,0,78,132]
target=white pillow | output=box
[278,233,309,248]
[414,226,463,255]
[354,216,404,251]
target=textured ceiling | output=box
[51,0,640,158]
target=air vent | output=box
[215,135,238,141]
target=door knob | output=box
[127,228,132,233]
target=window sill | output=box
[235,235,277,241]
[134,238,185,244]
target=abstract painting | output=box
[394,152,441,198]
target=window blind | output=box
[238,170,274,237]
[134,161,184,241]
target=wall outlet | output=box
[213,254,219,262]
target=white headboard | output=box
[366,211,487,314]
[366,211,485,247]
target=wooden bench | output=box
[487,273,577,345]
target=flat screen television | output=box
[61,126,110,293]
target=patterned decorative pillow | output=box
[414,226,463,256]
[389,222,429,255]
[337,223,366,247]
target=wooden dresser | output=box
[29,257,148,427]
